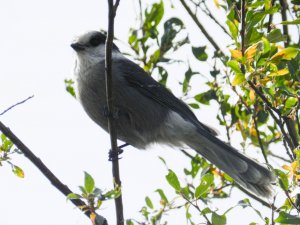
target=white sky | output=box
[0,0,279,225]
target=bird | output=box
[70,30,275,197]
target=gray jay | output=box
[71,31,275,197]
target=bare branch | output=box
[0,121,108,225]
[279,0,290,46]
[253,102,269,163]
[0,95,34,116]
[178,0,225,56]
[105,0,124,225]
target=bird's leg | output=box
[108,143,129,161]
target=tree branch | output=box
[0,121,108,225]
[279,0,290,46]
[253,103,269,163]
[178,0,225,56]
[0,95,34,116]
[105,1,124,225]
[267,0,277,32]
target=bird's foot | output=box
[108,143,129,161]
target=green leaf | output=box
[281,18,300,25]
[188,103,199,109]
[195,173,214,198]
[262,37,271,53]
[292,0,300,5]
[1,134,13,152]
[84,171,95,194]
[126,220,135,225]
[166,169,181,191]
[183,67,197,93]
[194,90,216,105]
[192,46,208,61]
[232,72,246,86]
[12,165,24,178]
[226,20,238,41]
[245,28,263,45]
[64,79,76,98]
[161,17,185,53]
[67,193,82,200]
[275,211,300,224]
[227,60,242,73]
[212,212,226,225]
[155,189,169,203]
[270,47,299,62]
[267,29,287,43]
[145,196,154,209]
[144,1,164,36]
[285,97,297,110]
[275,169,289,191]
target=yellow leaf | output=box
[230,49,243,60]
[245,44,257,61]
[214,0,220,8]
[232,73,245,86]
[282,164,292,171]
[90,212,97,225]
[249,88,256,101]
[296,175,300,180]
[250,126,257,137]
[268,68,289,76]
[270,47,299,62]
[13,165,25,178]
[291,161,298,171]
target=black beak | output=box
[71,43,85,51]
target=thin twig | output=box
[285,190,300,213]
[248,81,295,155]
[241,0,246,61]
[198,1,231,37]
[182,195,212,225]
[283,116,299,149]
[253,102,269,163]
[178,0,225,56]
[267,0,277,32]
[0,121,108,225]
[105,1,124,225]
[271,196,276,225]
[279,0,290,46]
[0,95,34,116]
[269,152,291,163]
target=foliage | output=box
[2,0,300,224]
[125,0,300,224]
[67,172,120,224]
[0,133,24,178]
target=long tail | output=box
[184,129,276,197]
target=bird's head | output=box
[71,31,119,60]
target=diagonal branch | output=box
[0,121,108,225]
[105,1,124,225]
[178,0,225,56]
[0,95,34,116]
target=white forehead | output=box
[73,30,99,44]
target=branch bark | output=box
[0,95,34,116]
[105,1,124,225]
[0,121,108,225]
[279,0,290,46]
[178,0,225,56]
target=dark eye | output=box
[89,36,102,47]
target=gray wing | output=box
[115,58,218,136]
